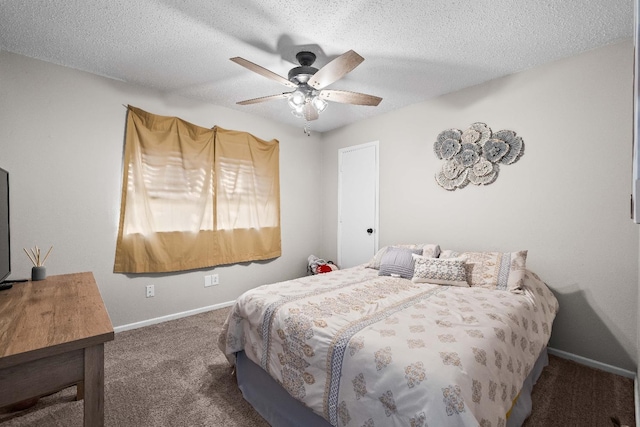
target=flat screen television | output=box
[0,167,10,285]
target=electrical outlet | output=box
[204,274,219,287]
[146,284,155,298]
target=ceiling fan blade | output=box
[307,50,364,90]
[237,93,291,105]
[319,89,382,106]
[230,57,297,89]
[304,103,319,121]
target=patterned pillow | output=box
[378,247,423,279]
[440,249,528,292]
[411,255,469,287]
[366,243,440,269]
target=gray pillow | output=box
[366,243,440,269]
[378,247,422,279]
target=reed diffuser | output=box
[24,245,53,281]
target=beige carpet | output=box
[0,307,634,427]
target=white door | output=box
[338,141,379,268]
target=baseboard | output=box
[114,300,236,333]
[547,347,635,379]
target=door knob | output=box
[366,228,373,235]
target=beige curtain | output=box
[113,107,281,273]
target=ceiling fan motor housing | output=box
[288,51,318,84]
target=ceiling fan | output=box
[230,50,382,124]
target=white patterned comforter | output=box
[218,266,558,427]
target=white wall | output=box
[0,51,323,327]
[320,40,638,371]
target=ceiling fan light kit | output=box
[231,49,382,134]
[311,96,327,113]
[287,89,306,108]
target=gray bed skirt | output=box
[235,347,549,427]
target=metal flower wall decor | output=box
[434,122,524,190]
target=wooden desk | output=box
[0,272,114,426]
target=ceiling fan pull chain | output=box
[304,120,311,136]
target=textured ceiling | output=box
[0,0,634,133]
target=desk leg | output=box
[83,344,105,427]
[76,381,85,401]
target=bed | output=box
[218,245,559,427]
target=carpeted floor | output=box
[523,354,635,427]
[0,307,635,427]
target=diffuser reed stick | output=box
[23,245,53,267]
